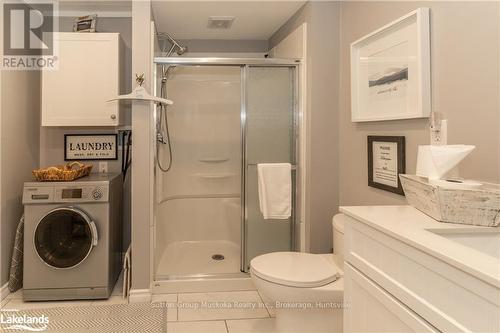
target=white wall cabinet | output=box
[42,33,124,126]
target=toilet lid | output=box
[250,252,341,288]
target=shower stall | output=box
[152,58,299,291]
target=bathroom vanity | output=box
[340,206,500,333]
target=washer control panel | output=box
[23,185,109,203]
[22,174,119,204]
[56,185,108,202]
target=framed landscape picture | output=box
[351,8,431,122]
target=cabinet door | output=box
[42,33,121,126]
[344,263,440,333]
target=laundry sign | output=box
[65,134,118,160]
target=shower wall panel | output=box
[155,66,242,274]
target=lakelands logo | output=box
[1,0,58,70]
[0,312,49,331]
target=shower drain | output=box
[212,254,225,261]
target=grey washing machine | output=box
[22,173,123,301]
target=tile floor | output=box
[152,290,275,333]
[1,278,277,333]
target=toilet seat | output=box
[250,252,341,288]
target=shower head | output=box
[157,32,188,57]
[162,65,177,82]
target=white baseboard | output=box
[1,283,10,301]
[128,288,151,303]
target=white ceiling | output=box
[152,1,306,40]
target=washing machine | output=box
[22,173,123,301]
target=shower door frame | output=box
[153,57,300,277]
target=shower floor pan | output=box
[153,240,253,293]
[156,240,241,276]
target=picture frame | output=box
[367,136,406,195]
[351,8,431,122]
[65,134,118,161]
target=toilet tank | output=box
[332,214,346,266]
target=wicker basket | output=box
[32,162,93,182]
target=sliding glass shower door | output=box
[242,66,297,271]
[155,66,243,278]
[153,60,298,280]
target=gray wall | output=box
[0,71,41,285]
[270,1,341,254]
[270,1,500,252]
[339,1,500,206]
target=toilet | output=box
[250,214,346,333]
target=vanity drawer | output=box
[344,263,439,333]
[345,217,500,333]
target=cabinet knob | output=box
[110,114,117,120]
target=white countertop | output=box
[339,205,500,288]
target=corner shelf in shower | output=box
[192,173,236,179]
[198,157,230,163]
[159,193,241,204]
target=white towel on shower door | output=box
[257,163,292,220]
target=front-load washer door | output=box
[34,207,98,269]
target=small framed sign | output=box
[367,136,406,195]
[65,134,118,161]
